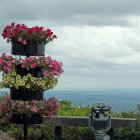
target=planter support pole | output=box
[24,124,28,140]
[55,126,62,140]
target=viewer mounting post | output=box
[89,103,111,140]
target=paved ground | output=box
[0,131,15,140]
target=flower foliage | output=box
[0,53,64,90]
[1,73,57,91]
[0,95,59,118]
[0,53,64,76]
[2,22,57,44]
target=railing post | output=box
[107,128,114,140]
[55,126,62,140]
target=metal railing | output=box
[43,116,139,140]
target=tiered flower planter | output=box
[0,23,63,140]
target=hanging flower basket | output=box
[9,114,43,124]
[0,54,64,91]
[2,22,57,56]
[16,64,43,77]
[10,88,43,101]
[11,42,45,56]
[0,95,59,124]
[0,54,64,78]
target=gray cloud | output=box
[1,0,140,90]
[1,0,140,26]
[46,25,140,85]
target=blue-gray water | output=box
[45,89,140,112]
[1,89,140,112]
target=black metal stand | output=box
[55,126,62,140]
[24,124,27,140]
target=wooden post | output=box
[55,126,62,140]
[107,128,113,140]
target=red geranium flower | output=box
[2,23,57,45]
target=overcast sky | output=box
[1,0,140,90]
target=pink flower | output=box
[18,37,22,42]
[4,66,8,71]
[40,106,44,109]
[30,63,37,68]
[26,105,31,109]
[25,57,31,61]
[11,59,18,65]
[18,102,22,108]
[52,35,57,39]
[7,68,12,73]
[22,40,26,45]
[2,53,6,57]
[31,107,38,112]
[21,64,26,68]
[43,70,49,76]
[7,55,13,60]
[0,95,59,118]
[12,102,16,109]
[21,24,27,29]
[0,103,5,111]
[16,24,20,29]
[45,110,50,115]
[11,22,15,27]
[7,62,12,67]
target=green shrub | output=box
[59,100,91,116]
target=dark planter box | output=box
[9,114,43,124]
[10,88,43,101]
[11,42,45,56]
[16,64,43,77]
